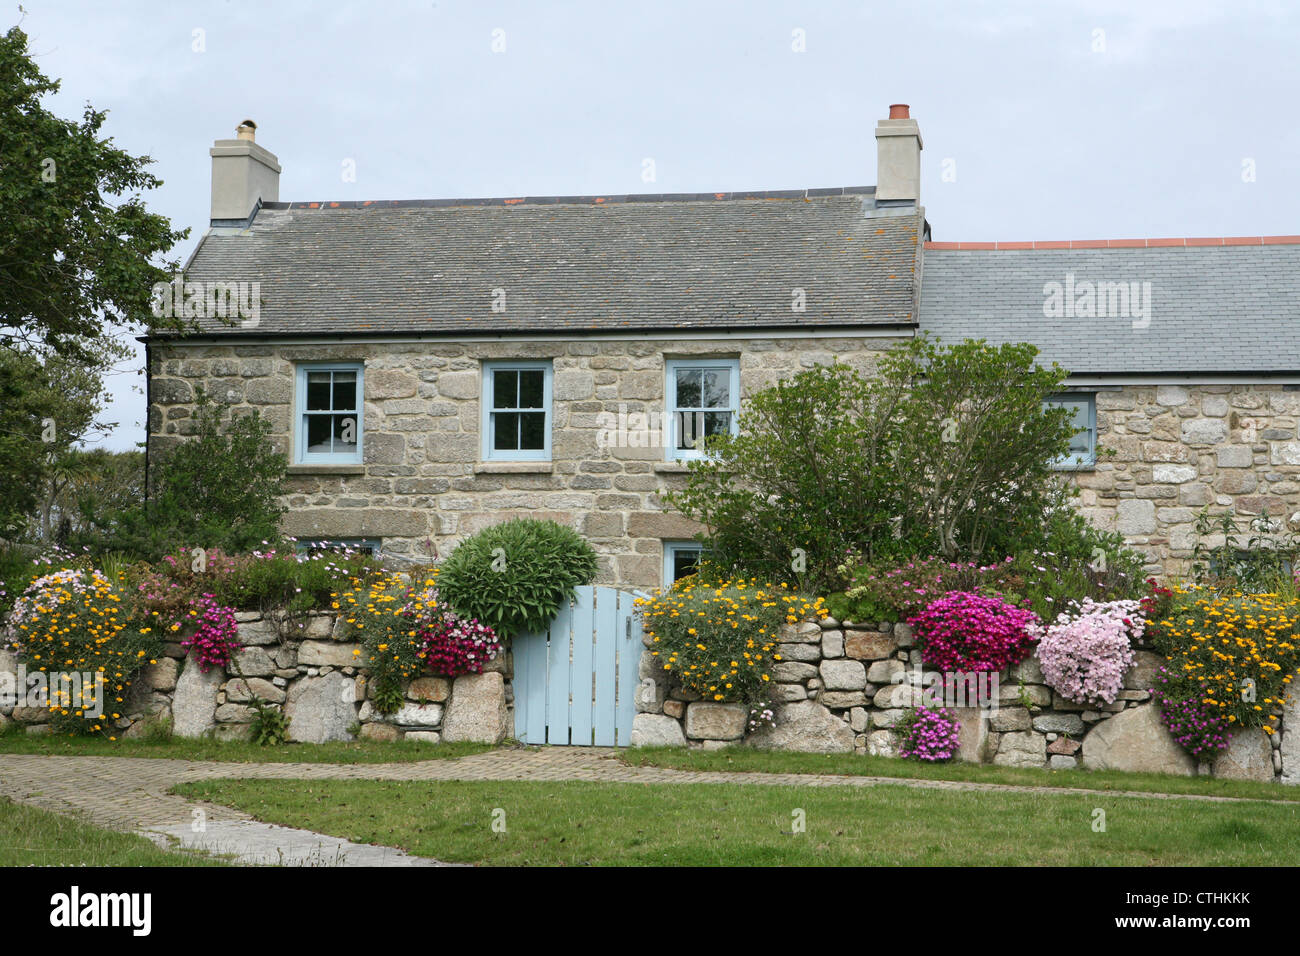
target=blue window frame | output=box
[1044,393,1096,468]
[481,361,552,461]
[665,358,740,460]
[663,540,706,586]
[295,363,364,464]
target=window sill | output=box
[474,462,554,474]
[288,464,366,475]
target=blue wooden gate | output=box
[513,585,643,746]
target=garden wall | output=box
[0,611,513,745]
[631,616,1296,783]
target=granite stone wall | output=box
[0,610,512,745]
[631,615,1287,783]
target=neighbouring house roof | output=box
[918,237,1300,375]
[166,188,923,339]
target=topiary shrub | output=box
[436,519,598,639]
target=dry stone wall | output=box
[632,615,1290,783]
[0,611,511,746]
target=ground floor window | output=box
[663,540,705,585]
[294,538,381,558]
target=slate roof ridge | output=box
[258,185,879,213]
[926,236,1300,250]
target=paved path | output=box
[0,746,1285,865]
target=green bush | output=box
[79,390,287,562]
[665,336,1077,593]
[437,519,597,638]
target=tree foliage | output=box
[84,391,288,560]
[665,336,1079,592]
[0,24,190,362]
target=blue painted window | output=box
[665,358,740,460]
[295,363,364,464]
[1044,393,1096,468]
[482,361,552,461]
[663,540,706,585]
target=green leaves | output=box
[0,27,191,361]
[667,336,1086,590]
[436,519,598,639]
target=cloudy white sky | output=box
[13,0,1300,450]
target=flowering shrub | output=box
[1033,598,1143,706]
[3,567,105,649]
[422,615,502,677]
[1139,578,1174,644]
[829,555,1021,624]
[180,593,242,672]
[1149,587,1300,739]
[334,573,501,713]
[637,578,826,705]
[1151,666,1232,761]
[895,706,961,761]
[908,592,1038,673]
[3,567,162,737]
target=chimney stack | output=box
[210,119,280,223]
[874,103,922,203]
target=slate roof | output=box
[918,241,1300,374]
[172,189,923,338]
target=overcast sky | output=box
[14,0,1300,450]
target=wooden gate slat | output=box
[545,598,575,744]
[615,589,640,746]
[592,586,619,745]
[525,626,548,745]
[569,586,597,746]
[513,630,531,743]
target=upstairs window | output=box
[1044,393,1096,468]
[482,361,552,461]
[665,359,740,460]
[295,364,363,464]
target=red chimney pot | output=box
[888,104,910,119]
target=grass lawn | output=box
[0,732,496,764]
[173,777,1300,866]
[0,797,224,866]
[622,747,1300,803]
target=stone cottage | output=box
[147,108,1300,586]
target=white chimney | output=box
[209,119,281,222]
[874,104,922,203]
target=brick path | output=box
[0,746,1280,864]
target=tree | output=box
[0,345,115,539]
[665,336,1078,592]
[882,337,1076,557]
[94,391,288,560]
[0,24,190,363]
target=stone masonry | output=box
[632,614,1288,783]
[1072,384,1300,576]
[0,611,512,746]
[148,335,902,589]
